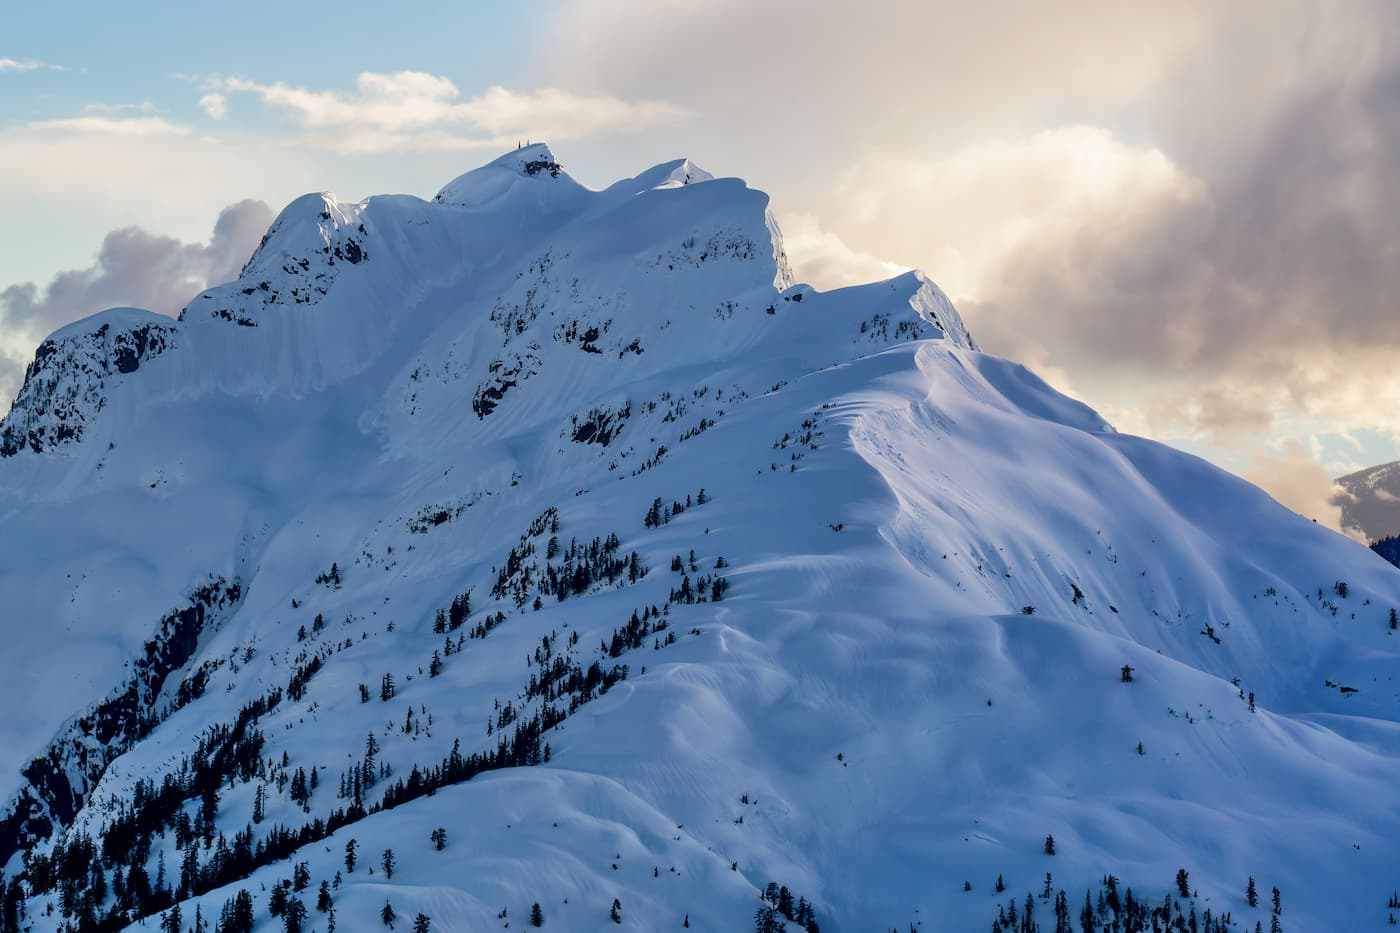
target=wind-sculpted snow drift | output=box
[0,144,1396,932]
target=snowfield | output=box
[0,144,1397,932]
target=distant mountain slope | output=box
[0,145,1397,933]
[1371,534,1400,568]
[1338,460,1400,544]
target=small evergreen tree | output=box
[1177,868,1190,899]
[610,898,622,923]
[383,848,396,879]
[270,884,290,918]
[530,902,544,926]
[1044,834,1056,855]
[345,839,358,873]
[317,880,333,912]
[413,914,431,933]
[1247,876,1258,907]
[382,900,396,928]
[284,897,307,933]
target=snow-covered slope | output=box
[1338,460,1400,543]
[0,144,1396,933]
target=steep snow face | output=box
[0,146,1396,933]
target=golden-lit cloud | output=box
[214,72,690,152]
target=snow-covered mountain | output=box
[0,144,1397,933]
[1337,460,1400,544]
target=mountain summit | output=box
[0,147,1396,932]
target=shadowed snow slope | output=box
[0,146,1395,933]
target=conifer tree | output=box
[1247,877,1258,907]
[530,902,544,926]
[270,884,289,917]
[284,897,307,933]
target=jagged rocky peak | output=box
[0,307,176,457]
[0,143,977,464]
[186,192,371,326]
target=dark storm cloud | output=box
[972,57,1400,381]
[0,199,273,403]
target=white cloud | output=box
[214,72,689,152]
[1243,439,1360,539]
[823,125,1205,303]
[0,57,59,72]
[538,0,1400,478]
[81,101,157,114]
[24,116,193,137]
[199,93,228,120]
[776,212,906,291]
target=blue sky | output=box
[3,0,1399,524]
[2,2,538,103]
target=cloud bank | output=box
[214,72,689,152]
[0,200,273,403]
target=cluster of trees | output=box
[669,572,728,605]
[286,648,329,702]
[643,488,708,528]
[754,882,820,932]
[433,589,473,633]
[488,508,645,609]
[985,872,1257,933]
[772,417,822,452]
[0,578,245,880]
[1371,534,1400,568]
[21,613,639,933]
[314,562,342,588]
[602,605,670,658]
